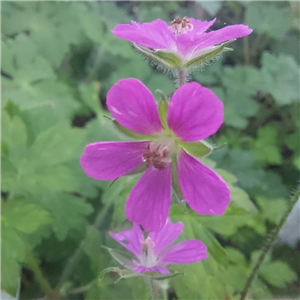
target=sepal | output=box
[100,266,184,283]
[156,91,170,131]
[133,44,183,68]
[113,120,154,140]
[133,41,233,71]
[102,246,136,269]
[179,140,213,157]
[184,42,233,69]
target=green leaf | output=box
[253,125,282,165]
[256,197,286,223]
[2,198,52,234]
[1,40,14,75]
[179,140,212,157]
[170,205,229,267]
[226,247,246,265]
[214,167,257,214]
[197,203,252,236]
[83,227,107,275]
[259,261,297,287]
[113,120,153,141]
[33,193,93,241]
[1,110,28,161]
[261,52,300,106]
[29,124,85,167]
[1,222,25,294]
[245,2,292,40]
[79,82,102,115]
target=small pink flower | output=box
[109,218,208,274]
[112,17,252,64]
[80,78,230,232]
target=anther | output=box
[170,16,193,36]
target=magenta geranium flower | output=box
[112,17,252,68]
[109,218,208,274]
[80,78,230,232]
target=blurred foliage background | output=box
[1,1,299,299]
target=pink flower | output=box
[109,218,208,274]
[80,78,230,232]
[112,17,252,66]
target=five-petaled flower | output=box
[109,218,208,274]
[112,17,252,68]
[80,78,230,232]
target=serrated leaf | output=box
[32,193,93,241]
[253,125,282,165]
[245,2,292,40]
[2,198,52,233]
[1,222,25,294]
[261,52,300,106]
[1,114,28,164]
[197,204,252,236]
[259,261,297,288]
[29,124,85,167]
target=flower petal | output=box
[107,78,163,135]
[133,265,170,274]
[161,240,208,264]
[176,18,216,56]
[167,82,223,141]
[80,141,148,180]
[177,151,230,215]
[125,165,172,232]
[185,24,253,56]
[149,218,184,255]
[112,19,176,50]
[109,222,144,257]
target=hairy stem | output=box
[26,248,58,298]
[240,183,300,300]
[150,279,162,300]
[56,195,115,289]
[178,68,186,87]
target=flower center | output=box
[170,16,193,36]
[139,237,158,268]
[143,142,172,170]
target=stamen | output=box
[141,237,155,255]
[170,16,193,36]
[143,142,172,170]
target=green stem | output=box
[240,183,300,300]
[178,68,186,87]
[56,196,115,289]
[149,279,162,300]
[26,248,58,298]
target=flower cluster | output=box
[80,16,252,276]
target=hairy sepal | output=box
[113,120,154,140]
[179,140,213,157]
